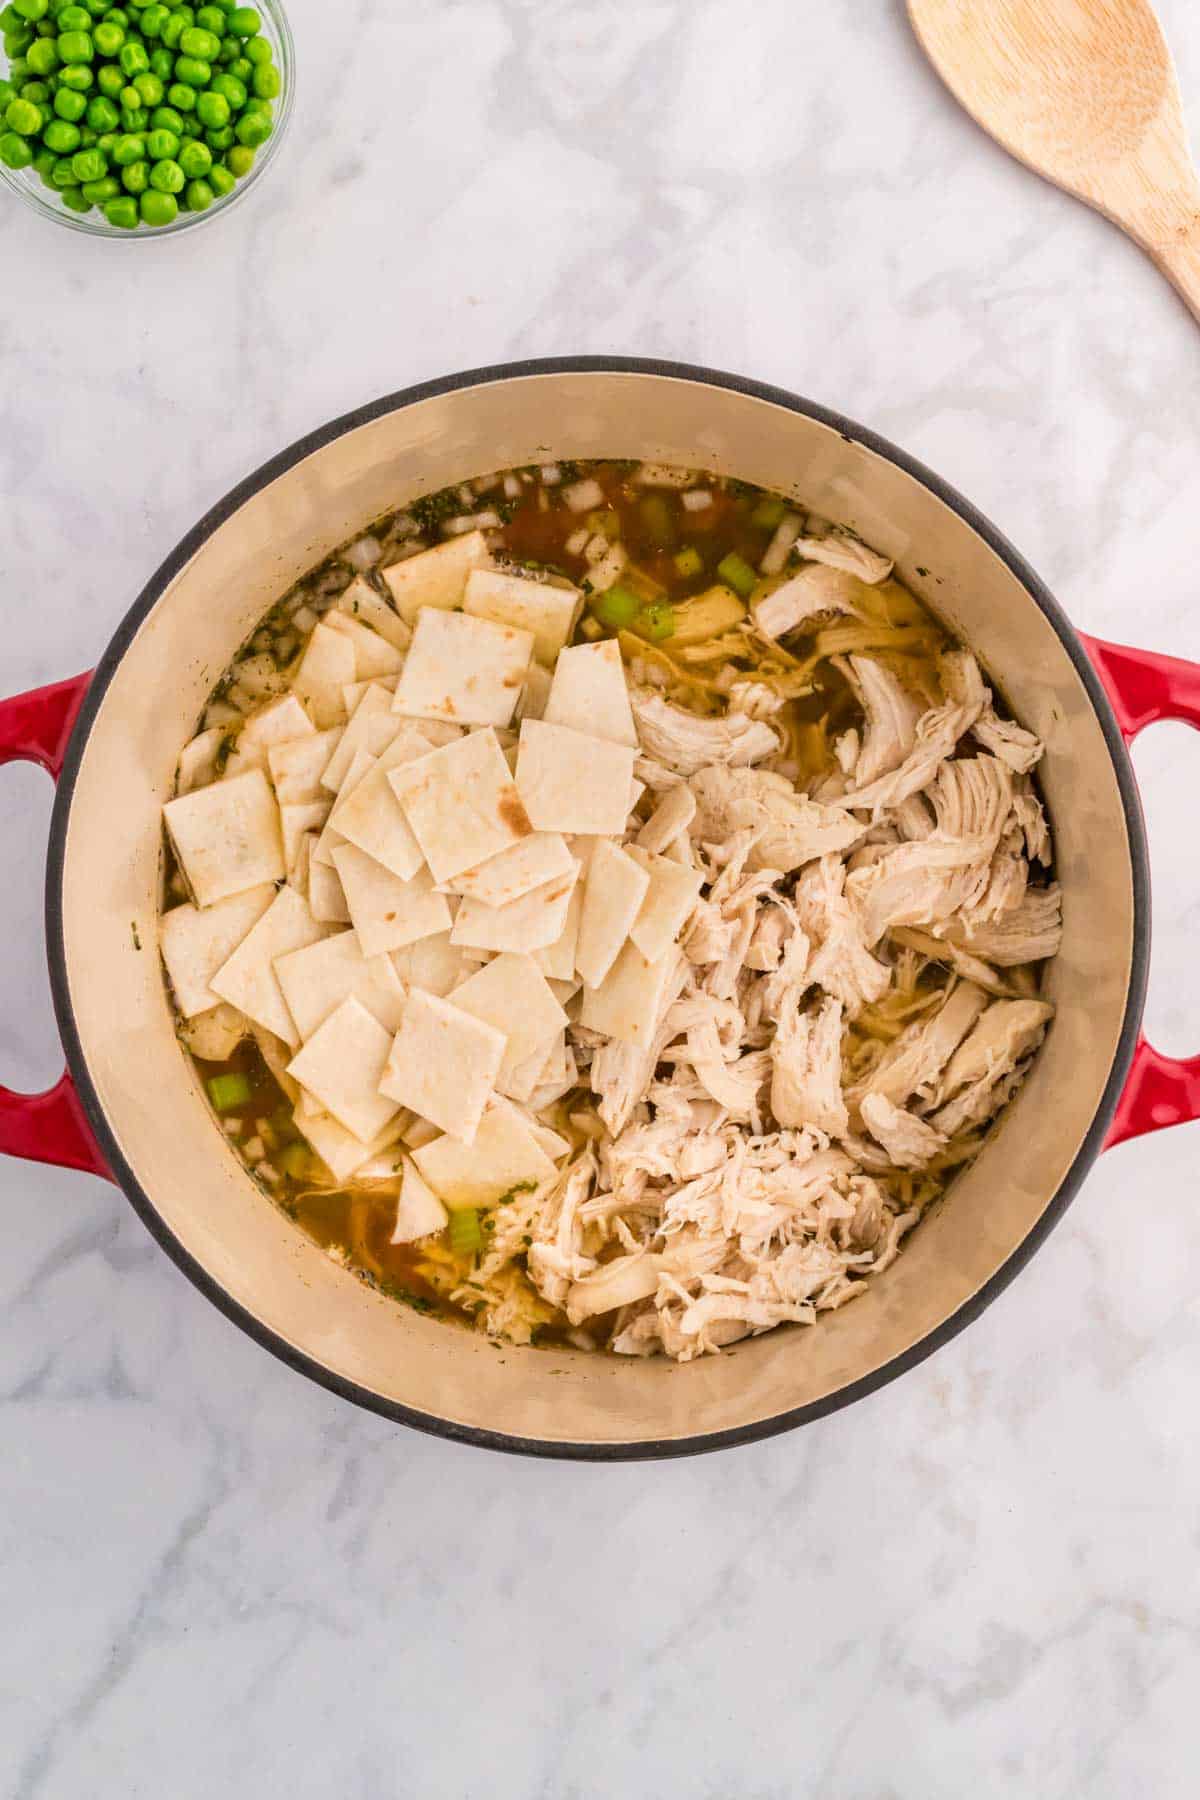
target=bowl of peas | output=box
[0,0,293,234]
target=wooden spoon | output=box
[908,0,1200,319]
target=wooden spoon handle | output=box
[1150,213,1200,322]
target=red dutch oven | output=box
[1,360,1197,1459]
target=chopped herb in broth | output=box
[160,458,1062,1362]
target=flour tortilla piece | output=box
[324,609,406,681]
[636,783,696,854]
[280,800,330,879]
[290,621,357,728]
[391,1157,449,1243]
[311,746,374,868]
[516,660,552,722]
[578,943,682,1047]
[443,831,573,909]
[163,768,285,907]
[210,885,332,1045]
[531,875,584,981]
[412,1097,557,1211]
[274,928,408,1039]
[176,726,226,795]
[390,932,472,998]
[447,951,567,1088]
[224,695,316,778]
[307,859,351,924]
[462,567,582,666]
[543,638,637,746]
[321,682,396,794]
[379,987,505,1144]
[393,608,534,729]
[327,728,429,881]
[335,578,413,652]
[382,530,492,626]
[625,844,704,963]
[342,676,397,714]
[450,859,580,955]
[515,719,637,836]
[160,884,276,1019]
[575,839,651,989]
[331,843,452,958]
[267,726,343,805]
[388,728,533,884]
[296,1104,407,1184]
[286,997,399,1144]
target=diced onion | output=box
[344,535,382,572]
[540,463,562,485]
[585,542,628,593]
[681,489,713,511]
[442,510,502,536]
[503,474,522,499]
[564,477,605,513]
[565,527,591,557]
[760,512,802,574]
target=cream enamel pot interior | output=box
[4,358,1199,1461]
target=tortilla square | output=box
[164,768,285,907]
[575,839,652,989]
[532,876,584,982]
[463,567,582,666]
[390,931,472,998]
[225,694,316,779]
[379,987,505,1143]
[176,726,225,795]
[515,719,637,836]
[286,998,399,1144]
[321,683,395,794]
[450,859,580,955]
[443,831,573,909]
[578,943,682,1046]
[160,884,276,1019]
[391,1157,449,1243]
[543,638,637,746]
[516,660,552,722]
[324,609,406,680]
[290,620,357,728]
[267,726,342,805]
[210,885,332,1045]
[296,1104,407,1184]
[626,845,704,962]
[448,951,567,1087]
[388,728,532,884]
[411,1096,557,1210]
[326,728,430,881]
[331,843,452,958]
[393,607,533,728]
[280,799,330,879]
[335,577,413,652]
[381,529,492,625]
[311,745,374,868]
[308,859,351,924]
[274,928,408,1040]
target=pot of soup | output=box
[2,358,1196,1460]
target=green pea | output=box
[144,122,174,154]
[104,8,131,26]
[25,32,57,69]
[80,171,117,198]
[148,44,170,76]
[140,0,168,31]
[176,131,206,173]
[207,156,231,194]
[178,22,213,56]
[32,141,55,178]
[208,68,241,104]
[226,5,257,33]
[233,104,267,145]
[139,184,175,222]
[194,2,221,30]
[121,102,147,127]
[96,128,117,151]
[148,151,181,188]
[95,62,122,94]
[202,120,229,148]
[54,82,86,117]
[42,113,79,147]
[166,78,193,107]
[116,36,145,73]
[103,191,137,225]
[243,32,268,64]
[110,127,141,159]
[0,127,34,164]
[5,55,31,82]
[84,91,116,127]
[90,15,120,50]
[177,110,197,134]
[133,69,162,104]
[175,3,196,21]
[250,60,276,99]
[173,52,208,84]
[19,74,48,99]
[57,3,89,25]
[226,53,248,79]
[189,88,220,128]
[118,152,145,188]
[59,182,91,209]
[215,35,236,63]
[117,81,137,108]
[179,171,210,208]
[149,100,180,128]
[50,151,77,182]
[14,0,50,20]
[5,93,42,130]
[224,138,250,175]
[77,121,96,142]
[56,27,92,59]
[159,9,182,46]
[70,143,104,178]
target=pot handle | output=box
[0,673,111,1180]
[1080,634,1200,1149]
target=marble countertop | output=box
[4,2,1200,1794]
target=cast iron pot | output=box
[2,359,1197,1460]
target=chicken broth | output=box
[161,458,1061,1361]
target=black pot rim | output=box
[43,355,1151,1462]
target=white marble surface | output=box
[4,1,1200,1793]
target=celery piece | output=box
[208,1071,252,1113]
[717,552,758,599]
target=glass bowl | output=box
[0,0,294,239]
